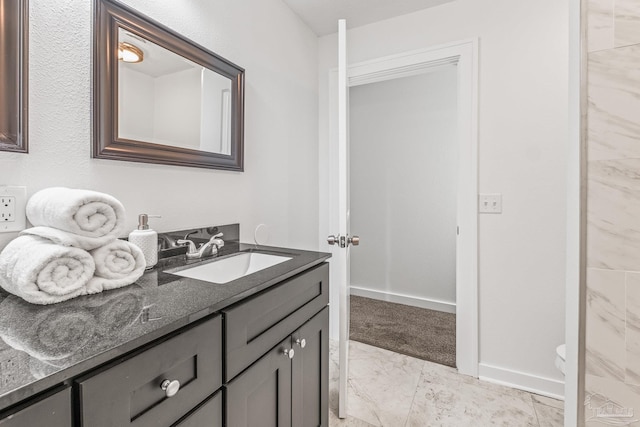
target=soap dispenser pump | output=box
[129,214,160,269]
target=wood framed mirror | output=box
[0,0,28,153]
[93,0,245,170]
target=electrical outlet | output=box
[479,193,502,214]
[0,186,26,232]
[0,197,15,222]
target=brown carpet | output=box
[350,295,456,368]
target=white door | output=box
[327,19,360,420]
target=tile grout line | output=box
[530,394,543,427]
[403,359,428,427]
[535,399,566,426]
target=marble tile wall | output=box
[586,0,640,424]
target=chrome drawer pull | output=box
[283,348,295,359]
[295,338,306,349]
[160,379,180,397]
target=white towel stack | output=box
[0,187,145,305]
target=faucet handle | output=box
[176,239,197,254]
[209,233,224,249]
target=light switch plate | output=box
[0,186,27,232]
[479,193,502,214]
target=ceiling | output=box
[120,30,194,78]
[281,0,455,36]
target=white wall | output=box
[0,0,320,251]
[119,67,155,142]
[349,68,458,310]
[154,67,202,148]
[200,70,232,154]
[319,0,568,396]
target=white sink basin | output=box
[170,252,292,284]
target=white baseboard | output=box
[350,286,456,314]
[478,363,565,400]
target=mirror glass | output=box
[118,29,232,155]
[0,0,28,153]
[94,0,244,170]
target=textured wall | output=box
[0,0,319,250]
[585,0,640,423]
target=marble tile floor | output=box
[329,340,564,427]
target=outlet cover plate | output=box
[0,186,27,232]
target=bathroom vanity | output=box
[0,228,330,426]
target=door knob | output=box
[295,338,306,348]
[328,234,359,248]
[160,379,180,398]
[283,348,295,359]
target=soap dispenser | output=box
[129,214,160,269]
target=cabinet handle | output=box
[295,338,306,349]
[283,348,295,359]
[160,379,181,398]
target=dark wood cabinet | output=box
[223,263,329,427]
[226,307,329,427]
[292,307,329,427]
[77,316,222,427]
[226,337,293,427]
[224,263,329,381]
[0,260,329,427]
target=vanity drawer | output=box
[77,315,222,427]
[224,262,329,380]
[0,387,71,426]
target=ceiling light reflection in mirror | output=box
[118,42,143,63]
[117,29,232,155]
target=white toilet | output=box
[555,344,566,375]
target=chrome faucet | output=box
[177,233,224,260]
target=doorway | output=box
[348,67,459,367]
[326,38,479,379]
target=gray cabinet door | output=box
[292,307,329,427]
[0,387,71,427]
[226,337,293,427]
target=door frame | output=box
[328,38,479,376]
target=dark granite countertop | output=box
[0,242,330,412]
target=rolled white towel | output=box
[21,226,117,251]
[86,240,145,293]
[26,187,126,239]
[0,235,95,305]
